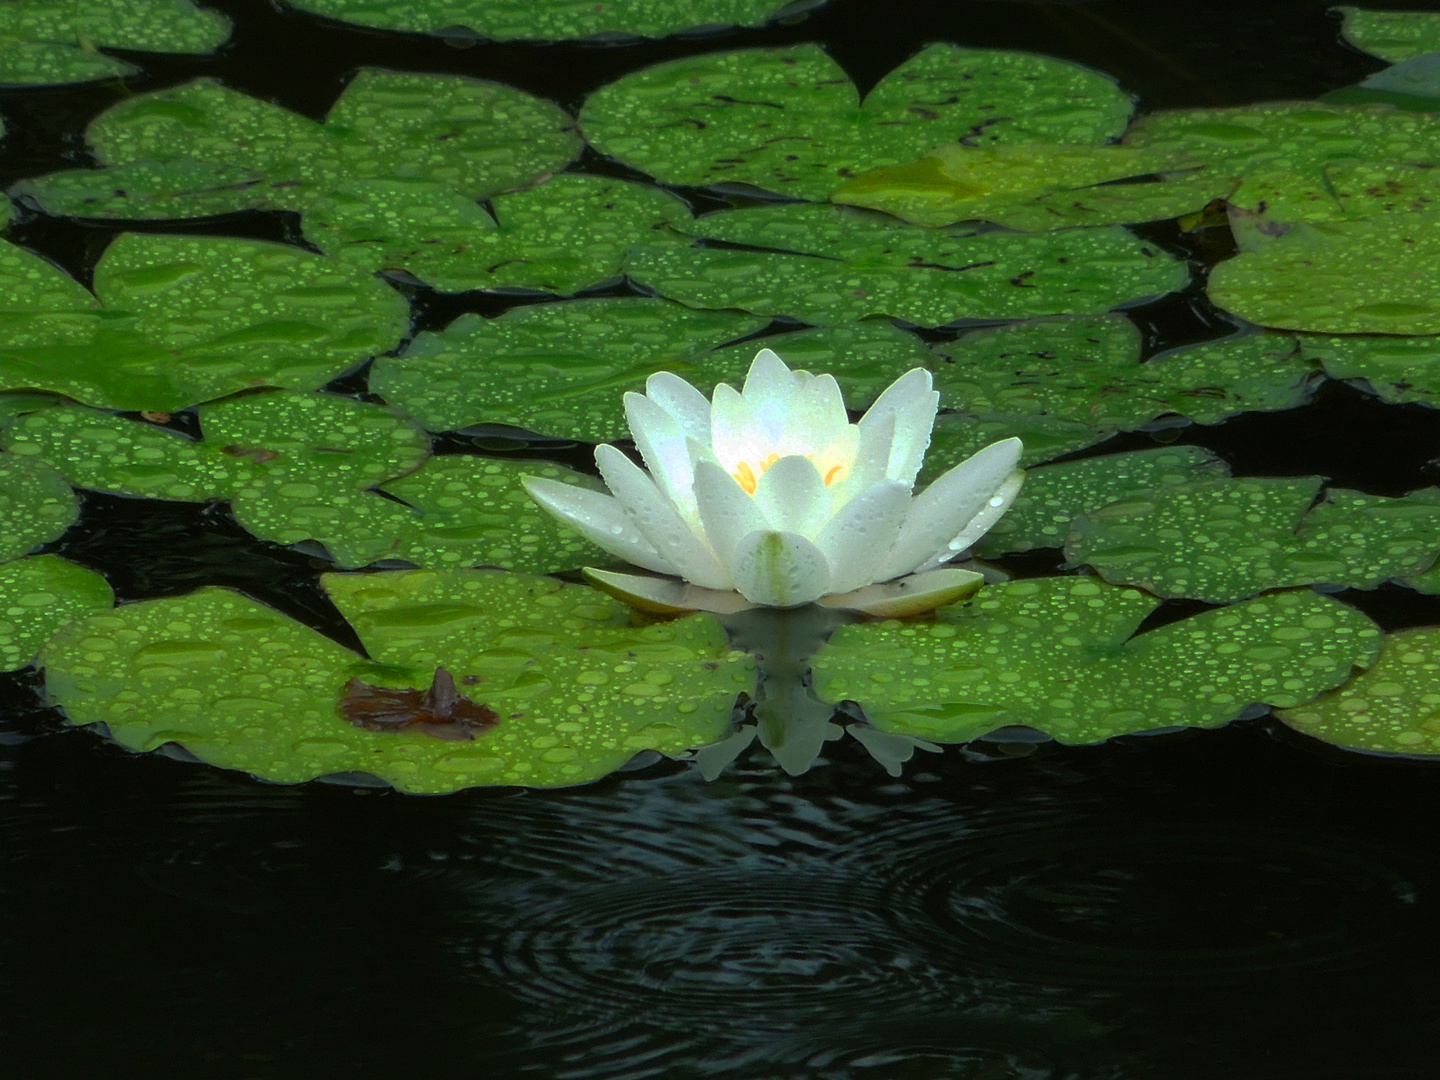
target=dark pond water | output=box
[5,1,1440,1076]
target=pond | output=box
[4,0,1440,1075]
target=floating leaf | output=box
[281,0,819,41]
[627,204,1187,327]
[1066,476,1440,602]
[832,142,1218,230]
[1336,6,1440,63]
[975,445,1230,557]
[0,233,411,411]
[813,576,1380,744]
[923,411,1111,475]
[581,44,1133,200]
[1209,209,1440,334]
[1298,332,1440,406]
[21,70,581,219]
[325,568,755,787]
[0,453,79,561]
[0,555,112,672]
[303,174,691,294]
[1278,626,1440,755]
[0,0,230,87]
[372,298,766,439]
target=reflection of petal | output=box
[917,469,1026,572]
[814,480,911,594]
[859,367,938,487]
[753,455,829,536]
[879,438,1023,579]
[595,445,731,589]
[583,567,756,615]
[731,530,831,607]
[521,477,675,574]
[693,460,768,568]
[818,567,984,617]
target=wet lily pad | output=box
[1298,332,1440,406]
[371,298,766,439]
[303,174,692,294]
[1278,626,1440,755]
[923,411,1112,474]
[0,0,231,87]
[0,232,411,411]
[813,576,1380,744]
[281,0,819,41]
[1209,209,1440,334]
[627,204,1187,327]
[0,453,79,561]
[19,70,581,219]
[1066,476,1440,602]
[0,555,112,672]
[832,143,1216,230]
[1337,6,1440,63]
[975,445,1230,557]
[581,44,1133,200]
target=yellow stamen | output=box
[823,464,844,486]
[735,460,757,495]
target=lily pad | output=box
[21,70,581,220]
[1298,332,1440,406]
[974,445,1230,557]
[813,576,1380,744]
[371,298,766,439]
[281,0,819,41]
[303,174,692,294]
[0,232,411,411]
[0,0,230,87]
[0,453,79,561]
[0,555,113,672]
[832,142,1218,231]
[325,568,755,787]
[1337,6,1440,63]
[581,44,1133,200]
[627,204,1188,327]
[923,411,1112,475]
[1209,209,1440,334]
[1066,476,1440,602]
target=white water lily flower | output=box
[522,348,1024,617]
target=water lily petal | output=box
[741,347,800,437]
[860,367,938,487]
[753,454,830,536]
[710,381,765,474]
[788,370,851,450]
[692,459,770,567]
[520,476,676,574]
[915,468,1026,572]
[730,529,832,607]
[583,567,756,615]
[877,437,1024,579]
[645,370,711,443]
[813,479,911,593]
[625,391,699,521]
[595,444,732,589]
[818,567,985,617]
[835,406,896,498]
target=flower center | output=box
[732,453,845,495]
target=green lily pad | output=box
[580,44,1133,200]
[831,142,1219,231]
[923,412,1113,476]
[1337,6,1440,63]
[0,232,411,411]
[1298,332,1440,406]
[0,453,79,561]
[281,0,817,41]
[325,568,754,787]
[813,576,1380,744]
[371,298,766,439]
[303,174,692,294]
[25,70,581,220]
[0,0,230,87]
[1278,626,1440,755]
[1066,476,1440,602]
[1209,209,1440,334]
[975,445,1230,557]
[0,555,113,672]
[627,204,1187,327]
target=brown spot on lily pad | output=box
[340,666,498,742]
[221,444,280,464]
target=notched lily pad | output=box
[813,576,1380,745]
[1300,332,1440,406]
[0,453,79,561]
[581,43,1133,200]
[1067,475,1440,602]
[627,204,1188,327]
[0,555,113,672]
